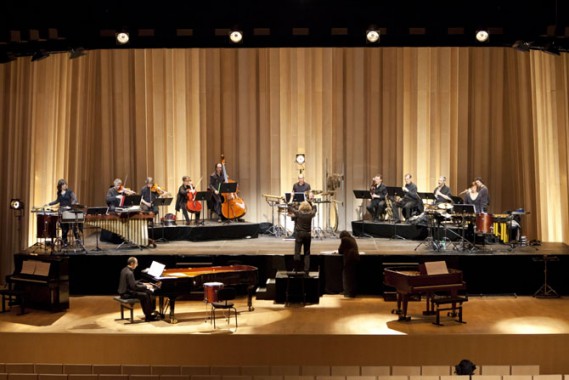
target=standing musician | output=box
[292,174,311,194]
[176,176,201,225]
[367,174,388,222]
[474,177,490,213]
[393,173,423,222]
[140,177,159,214]
[46,179,81,248]
[208,163,225,222]
[462,181,480,212]
[106,178,136,212]
[288,201,318,273]
[433,176,453,206]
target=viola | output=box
[219,154,246,220]
[186,179,202,213]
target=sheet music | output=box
[20,260,51,276]
[21,260,36,275]
[34,261,51,276]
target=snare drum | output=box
[36,212,58,239]
[476,213,493,234]
[203,282,224,303]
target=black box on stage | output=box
[274,270,320,304]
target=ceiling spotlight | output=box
[512,40,531,52]
[10,199,24,210]
[69,47,86,59]
[295,154,306,165]
[366,29,380,43]
[116,32,130,45]
[475,29,489,42]
[31,50,50,62]
[229,30,243,44]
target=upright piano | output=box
[7,253,70,312]
[383,264,465,321]
[142,264,258,323]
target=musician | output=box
[288,201,317,273]
[367,174,388,222]
[463,182,480,212]
[337,230,360,298]
[208,163,225,222]
[140,177,159,214]
[106,178,135,211]
[47,179,80,248]
[117,257,159,322]
[292,174,311,194]
[393,173,423,222]
[433,176,453,205]
[474,177,490,213]
[176,176,200,225]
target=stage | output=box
[22,219,569,297]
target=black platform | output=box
[149,222,260,241]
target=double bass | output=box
[220,154,247,219]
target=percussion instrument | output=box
[203,281,224,303]
[36,212,58,239]
[476,213,493,234]
[161,213,177,226]
[437,202,453,210]
[85,212,153,247]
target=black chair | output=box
[211,287,238,329]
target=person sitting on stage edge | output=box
[118,257,159,322]
[393,173,423,222]
[338,230,360,298]
[46,178,81,248]
[208,163,225,222]
[176,176,200,225]
[367,174,387,222]
[288,201,317,274]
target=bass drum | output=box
[476,213,493,234]
[36,212,58,239]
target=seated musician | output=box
[393,173,423,222]
[46,178,81,248]
[106,178,135,212]
[118,257,159,322]
[175,176,201,225]
[433,176,453,206]
[140,177,159,215]
[367,174,387,222]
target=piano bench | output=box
[113,296,140,323]
[431,296,468,326]
[0,288,27,315]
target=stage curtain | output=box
[1,47,568,276]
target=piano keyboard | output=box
[85,213,153,247]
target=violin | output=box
[118,185,136,195]
[186,178,203,213]
[219,154,247,220]
[151,184,172,198]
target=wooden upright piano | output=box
[383,263,465,321]
[7,253,70,312]
[142,264,258,323]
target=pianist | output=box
[118,257,159,322]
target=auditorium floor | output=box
[2,293,569,335]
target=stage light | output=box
[475,29,489,42]
[295,154,305,165]
[10,199,24,210]
[512,40,531,52]
[31,50,50,62]
[366,29,380,43]
[229,30,243,44]
[69,47,86,59]
[116,32,130,45]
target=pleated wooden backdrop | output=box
[1,47,568,278]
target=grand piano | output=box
[7,253,70,312]
[383,262,465,321]
[142,264,258,323]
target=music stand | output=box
[194,191,210,225]
[385,186,405,240]
[87,207,108,251]
[219,182,238,221]
[452,204,476,251]
[353,190,372,238]
[123,194,142,207]
[153,197,173,242]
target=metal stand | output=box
[353,189,373,238]
[265,197,286,237]
[153,197,173,242]
[414,213,440,251]
[533,255,560,298]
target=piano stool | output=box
[113,296,140,324]
[431,296,468,326]
[0,288,27,315]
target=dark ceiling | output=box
[1,0,568,60]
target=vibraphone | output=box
[492,213,512,243]
[85,212,153,248]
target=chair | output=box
[211,287,238,329]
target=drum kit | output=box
[31,204,87,253]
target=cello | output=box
[220,154,247,220]
[186,178,203,213]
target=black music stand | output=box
[385,186,405,240]
[87,207,108,252]
[153,197,173,242]
[219,182,238,222]
[123,194,142,207]
[353,190,373,238]
[452,204,476,251]
[194,191,210,225]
